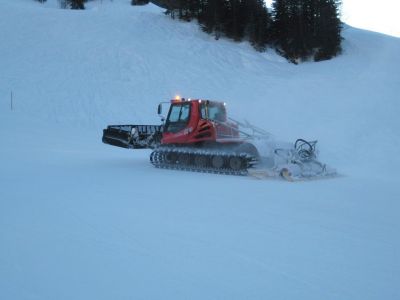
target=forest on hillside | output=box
[36,0,342,63]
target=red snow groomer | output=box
[102,97,334,180]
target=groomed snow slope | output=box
[0,1,399,299]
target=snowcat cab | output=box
[160,98,239,145]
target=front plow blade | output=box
[102,125,162,149]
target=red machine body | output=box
[102,97,260,174]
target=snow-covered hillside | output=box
[1,1,399,299]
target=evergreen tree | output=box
[131,0,150,5]
[223,0,247,41]
[66,0,85,9]
[272,0,341,62]
[198,0,227,39]
[271,0,289,51]
[313,0,342,61]
[197,0,270,46]
[246,0,271,51]
[272,0,310,61]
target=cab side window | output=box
[200,102,226,122]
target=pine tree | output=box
[271,0,289,52]
[131,0,150,5]
[163,0,272,52]
[272,0,341,62]
[163,0,185,20]
[67,0,85,9]
[198,0,227,39]
[314,0,342,61]
[287,0,313,59]
[246,0,271,51]
[223,0,246,41]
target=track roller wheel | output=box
[211,155,224,169]
[178,153,190,166]
[194,155,208,167]
[229,156,243,170]
[165,152,178,164]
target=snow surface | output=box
[1,0,400,299]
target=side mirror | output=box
[157,103,166,124]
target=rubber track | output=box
[150,146,258,176]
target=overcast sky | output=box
[264,0,400,38]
